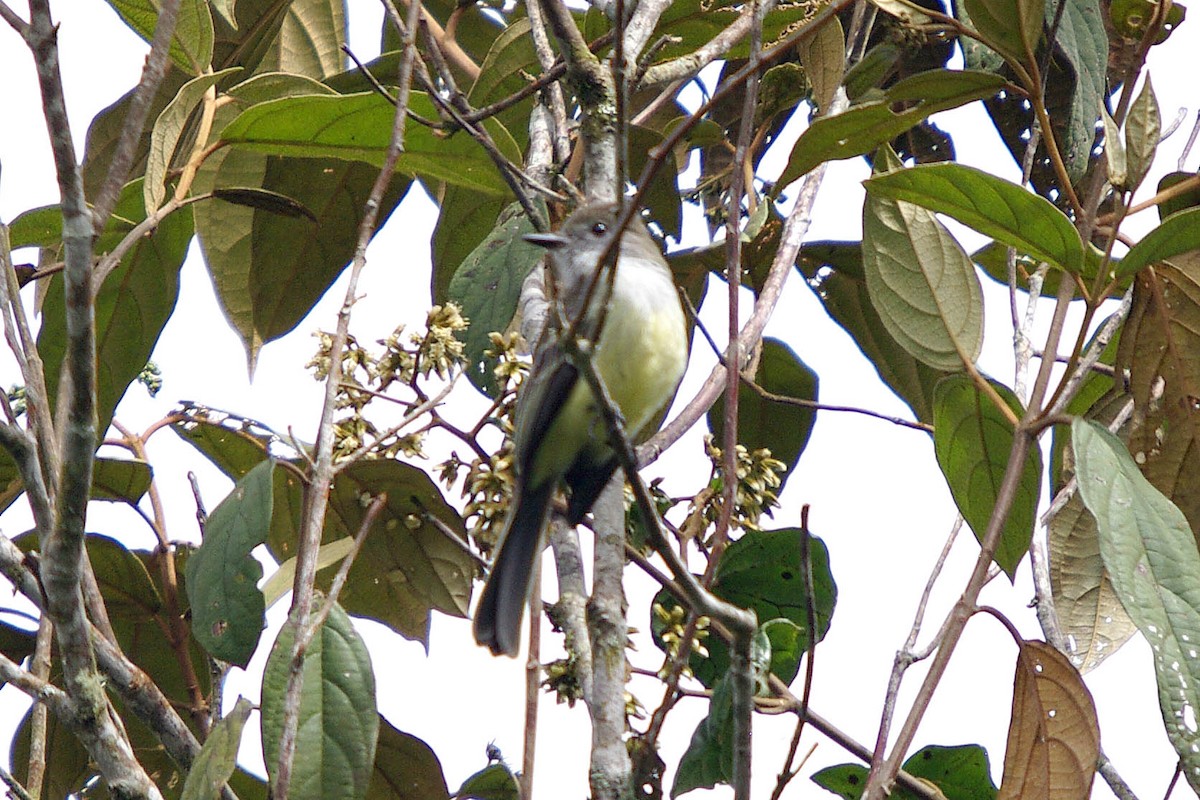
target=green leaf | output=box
[86,533,164,618]
[37,179,192,444]
[1043,0,1108,185]
[654,529,837,689]
[966,0,1108,190]
[431,186,505,304]
[181,697,254,800]
[1101,108,1127,190]
[708,337,818,491]
[971,240,1117,298]
[447,202,545,397]
[0,620,37,667]
[1072,419,1200,793]
[256,0,348,79]
[933,375,1041,579]
[1156,172,1200,220]
[220,92,520,196]
[963,0,1044,62]
[467,18,538,107]
[193,120,409,369]
[91,457,152,503]
[454,763,521,800]
[186,460,274,667]
[864,162,1084,273]
[107,0,215,74]
[7,204,62,249]
[862,164,985,371]
[671,670,734,797]
[1110,0,1187,43]
[1115,208,1200,279]
[797,14,845,112]
[145,68,243,213]
[1125,76,1160,191]
[171,413,276,480]
[262,602,378,800]
[759,618,806,687]
[813,744,997,800]
[211,186,318,220]
[267,459,472,643]
[369,718,451,800]
[798,242,951,424]
[775,70,1006,190]
[263,537,357,609]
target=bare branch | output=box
[273,0,423,793]
[89,0,180,233]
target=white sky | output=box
[0,2,1198,798]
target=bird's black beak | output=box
[523,231,568,249]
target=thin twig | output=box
[273,0,422,793]
[866,518,962,786]
[89,0,180,233]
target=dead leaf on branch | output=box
[998,640,1099,800]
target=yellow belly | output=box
[531,261,687,483]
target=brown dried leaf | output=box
[1048,492,1137,673]
[1117,253,1200,545]
[998,641,1099,800]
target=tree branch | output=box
[273,0,422,793]
[88,0,180,233]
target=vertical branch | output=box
[27,617,53,800]
[22,1,161,796]
[720,3,763,797]
[588,479,634,800]
[88,0,180,233]
[539,0,617,202]
[272,0,422,796]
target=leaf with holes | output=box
[1073,419,1200,792]
[998,641,1099,799]
[186,460,274,667]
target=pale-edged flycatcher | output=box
[473,202,688,656]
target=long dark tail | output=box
[473,482,553,656]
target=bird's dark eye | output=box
[591,221,608,236]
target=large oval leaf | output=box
[220,92,521,196]
[1073,419,1200,793]
[186,459,275,667]
[775,70,1006,190]
[862,167,984,371]
[798,242,951,424]
[267,459,473,644]
[262,602,378,800]
[865,163,1084,274]
[37,179,191,441]
[933,375,1041,579]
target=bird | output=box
[473,202,689,657]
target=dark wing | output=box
[511,336,581,488]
